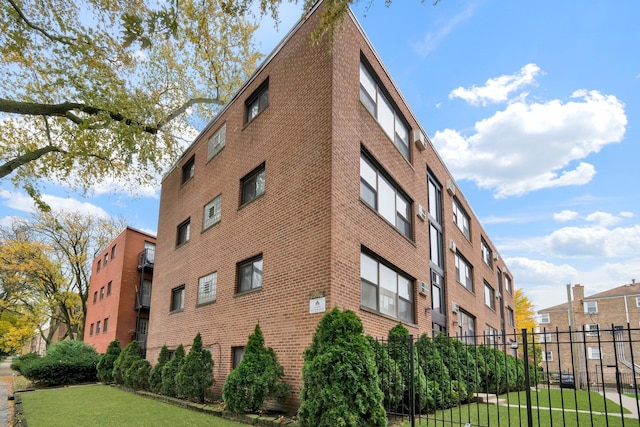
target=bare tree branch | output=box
[0,145,64,179]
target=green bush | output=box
[112,340,142,386]
[125,358,151,390]
[161,344,185,398]
[387,324,428,412]
[20,340,99,386]
[10,353,41,374]
[176,333,214,403]
[149,345,169,394]
[298,308,386,427]
[223,324,290,413]
[97,340,121,383]
[368,336,405,410]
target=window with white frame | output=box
[539,313,550,324]
[584,301,598,314]
[542,351,553,362]
[359,61,410,160]
[585,323,599,336]
[203,195,222,230]
[360,153,412,238]
[485,326,498,345]
[540,333,552,343]
[455,252,473,292]
[458,309,476,345]
[481,238,493,268]
[197,272,217,305]
[505,274,512,294]
[452,198,470,239]
[588,347,601,360]
[207,123,226,161]
[360,251,414,323]
[507,307,515,327]
[636,297,640,308]
[484,281,496,310]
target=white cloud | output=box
[0,189,109,218]
[411,4,475,58]
[620,211,634,218]
[433,89,627,198]
[544,224,640,257]
[449,64,541,106]
[553,210,579,222]
[585,211,623,227]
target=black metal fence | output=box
[374,325,640,426]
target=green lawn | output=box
[19,384,251,427]
[398,389,632,427]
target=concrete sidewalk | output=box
[598,390,640,419]
[0,357,15,427]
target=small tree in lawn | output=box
[298,307,386,427]
[97,339,121,383]
[112,340,142,386]
[149,345,170,394]
[125,358,152,391]
[222,324,290,413]
[176,333,214,402]
[161,344,185,398]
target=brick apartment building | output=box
[84,227,156,354]
[537,283,640,386]
[146,2,516,399]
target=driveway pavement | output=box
[0,357,15,427]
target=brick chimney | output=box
[572,284,584,302]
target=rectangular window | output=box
[237,255,263,293]
[507,307,515,327]
[505,274,512,294]
[207,123,226,161]
[97,260,101,272]
[241,163,265,205]
[245,79,269,123]
[359,61,410,160]
[484,281,496,310]
[588,347,601,360]
[104,253,108,266]
[198,272,217,305]
[486,326,498,345]
[360,251,414,323]
[139,280,152,307]
[111,245,116,260]
[99,287,105,300]
[455,252,473,291]
[481,238,493,268]
[458,309,476,345]
[93,291,97,304]
[232,347,245,369]
[89,323,94,336]
[203,195,222,230]
[584,301,598,314]
[138,318,148,335]
[170,285,185,312]
[181,156,195,184]
[540,333,552,343]
[452,198,470,239]
[585,323,600,336]
[542,351,553,362]
[103,318,109,333]
[96,320,101,334]
[176,218,191,246]
[428,177,442,224]
[637,297,640,308]
[360,153,412,238]
[540,313,550,324]
[431,278,442,314]
[107,281,112,296]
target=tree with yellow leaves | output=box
[514,288,541,362]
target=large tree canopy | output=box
[0,0,261,192]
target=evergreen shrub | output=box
[97,339,121,383]
[176,333,214,402]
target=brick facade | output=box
[146,3,515,403]
[83,227,156,354]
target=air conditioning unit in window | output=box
[451,302,460,314]
[446,179,456,196]
[449,239,456,252]
[413,130,427,151]
[417,204,427,221]
[493,253,499,261]
[419,281,428,296]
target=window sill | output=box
[175,240,190,249]
[201,220,221,234]
[238,192,265,211]
[360,305,418,329]
[180,176,194,188]
[234,287,262,297]
[169,308,184,315]
[196,299,216,308]
[359,198,416,246]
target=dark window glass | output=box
[246,79,269,123]
[241,164,265,205]
[171,286,185,311]
[177,219,191,246]
[181,156,195,184]
[237,256,263,293]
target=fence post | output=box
[522,328,533,427]
[408,334,415,427]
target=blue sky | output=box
[1,0,638,313]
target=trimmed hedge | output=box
[97,340,121,383]
[10,353,41,374]
[20,340,99,386]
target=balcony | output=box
[138,248,155,270]
[136,290,151,310]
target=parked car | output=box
[560,373,575,389]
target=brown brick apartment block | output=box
[84,227,156,354]
[538,283,640,385]
[146,2,516,401]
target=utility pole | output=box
[566,284,582,389]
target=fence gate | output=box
[373,325,640,426]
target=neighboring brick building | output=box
[537,283,640,386]
[146,2,515,400]
[84,227,156,354]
